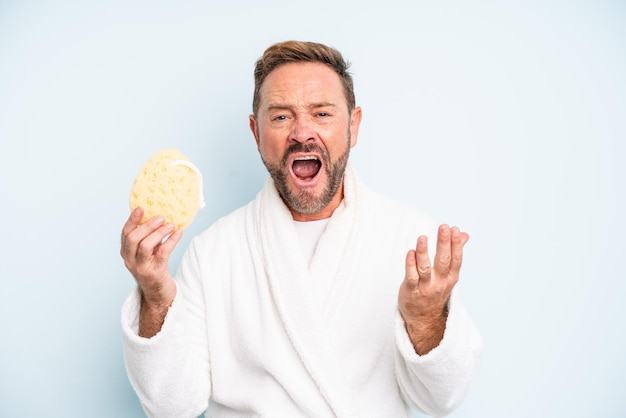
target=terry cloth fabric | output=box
[121,164,483,418]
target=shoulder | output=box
[187,201,252,253]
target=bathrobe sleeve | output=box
[121,238,211,418]
[394,289,483,417]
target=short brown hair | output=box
[252,40,355,115]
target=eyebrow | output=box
[267,102,338,112]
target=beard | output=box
[262,139,350,215]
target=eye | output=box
[317,112,330,118]
[272,115,288,121]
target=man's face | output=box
[249,62,362,221]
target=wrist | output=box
[404,312,447,333]
[139,278,176,309]
[401,310,448,356]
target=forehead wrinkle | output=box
[266,100,338,112]
[267,102,293,111]
[309,102,337,109]
[259,63,347,113]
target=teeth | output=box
[294,156,319,161]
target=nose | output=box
[290,116,316,144]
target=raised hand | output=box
[398,224,469,354]
[120,207,182,337]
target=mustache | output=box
[281,143,328,165]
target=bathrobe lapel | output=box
[252,168,360,418]
[308,167,368,325]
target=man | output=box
[120,40,482,418]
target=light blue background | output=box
[1,1,624,417]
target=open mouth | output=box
[292,156,322,182]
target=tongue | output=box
[292,160,321,179]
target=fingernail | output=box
[165,223,175,230]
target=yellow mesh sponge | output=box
[129,149,205,229]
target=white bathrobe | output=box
[121,166,483,418]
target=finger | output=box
[121,208,145,259]
[136,222,176,263]
[122,207,144,242]
[123,215,165,259]
[450,227,469,275]
[460,231,470,246]
[415,235,431,283]
[433,224,452,276]
[156,229,183,261]
[121,207,147,257]
[404,249,418,283]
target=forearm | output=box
[139,297,173,338]
[403,310,447,355]
[138,276,177,338]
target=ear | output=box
[249,114,261,149]
[349,106,362,148]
